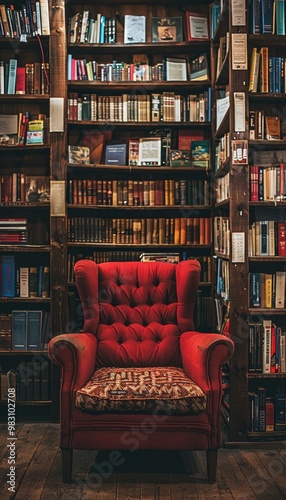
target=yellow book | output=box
[265,274,273,308]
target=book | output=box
[29,267,38,297]
[25,176,50,202]
[124,15,146,44]
[27,310,42,350]
[170,150,192,167]
[11,310,27,350]
[68,145,90,164]
[128,139,139,166]
[104,143,127,165]
[2,255,15,297]
[39,0,50,35]
[138,137,161,166]
[42,266,50,298]
[191,140,210,168]
[265,116,281,140]
[186,11,209,40]
[7,58,17,94]
[248,47,261,92]
[275,393,286,430]
[190,53,209,81]
[26,119,44,145]
[151,17,183,43]
[165,57,187,81]
[20,267,29,297]
[178,129,204,150]
[265,398,275,431]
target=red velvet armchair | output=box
[48,259,234,483]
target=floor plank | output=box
[1,423,286,500]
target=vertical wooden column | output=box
[228,15,249,441]
[49,0,67,420]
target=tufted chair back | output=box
[74,259,201,368]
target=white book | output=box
[124,15,146,44]
[20,267,29,298]
[96,14,101,43]
[275,271,286,308]
[39,0,50,35]
[80,10,89,43]
[263,319,272,373]
[35,1,42,35]
[12,173,17,202]
[0,61,4,94]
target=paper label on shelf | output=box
[50,97,64,132]
[232,33,247,70]
[234,92,246,132]
[231,0,246,26]
[232,232,245,262]
[50,181,65,216]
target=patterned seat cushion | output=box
[75,366,207,414]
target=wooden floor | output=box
[1,423,286,499]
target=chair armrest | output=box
[48,333,97,391]
[180,331,234,394]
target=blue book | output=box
[268,56,275,93]
[12,310,27,350]
[275,394,286,430]
[250,273,261,307]
[2,255,15,297]
[275,0,285,34]
[275,57,282,92]
[100,15,106,44]
[249,0,261,33]
[261,0,274,33]
[38,265,43,297]
[7,59,17,94]
[27,310,42,350]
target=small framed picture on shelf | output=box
[186,12,209,40]
[152,17,183,43]
[68,145,90,164]
[232,140,248,164]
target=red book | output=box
[15,67,26,94]
[270,325,276,373]
[277,222,286,256]
[250,165,259,201]
[265,399,275,431]
[178,129,204,151]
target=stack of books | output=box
[0,218,28,244]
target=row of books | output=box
[0,60,49,95]
[194,293,214,329]
[248,0,286,35]
[1,256,50,298]
[1,175,50,204]
[67,217,212,245]
[68,178,210,207]
[0,112,47,146]
[0,218,28,244]
[250,271,286,308]
[67,252,212,283]
[249,110,285,142]
[0,361,50,402]
[213,216,230,256]
[0,0,50,38]
[248,391,286,433]
[249,220,286,256]
[249,47,286,94]
[248,320,286,374]
[67,91,211,124]
[215,173,230,204]
[215,132,230,172]
[68,13,204,45]
[69,138,210,168]
[250,164,286,201]
[0,310,51,351]
[67,54,209,83]
[215,257,229,301]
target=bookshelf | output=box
[0,0,66,420]
[65,1,215,332]
[212,0,286,442]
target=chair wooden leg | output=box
[62,448,73,483]
[206,449,217,483]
